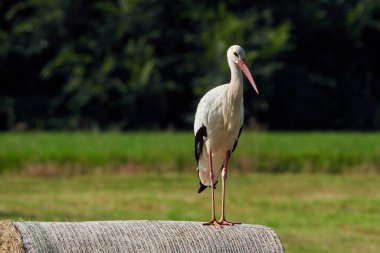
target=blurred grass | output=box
[0,132,191,174]
[0,131,379,174]
[1,132,379,252]
[0,173,379,253]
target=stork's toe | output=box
[218,219,241,226]
[202,219,221,227]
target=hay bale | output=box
[4,220,284,253]
[0,220,24,253]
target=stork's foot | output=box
[218,219,241,226]
[203,219,221,227]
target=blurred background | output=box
[1,0,379,131]
[1,1,380,253]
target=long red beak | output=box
[237,59,259,94]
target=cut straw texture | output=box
[0,220,24,253]
[2,220,284,253]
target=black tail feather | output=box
[198,182,207,193]
[197,180,218,194]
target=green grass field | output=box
[1,131,380,174]
[1,132,379,252]
[1,174,379,253]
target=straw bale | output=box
[13,220,284,253]
[0,220,24,253]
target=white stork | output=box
[194,45,259,226]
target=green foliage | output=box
[0,132,379,174]
[0,1,379,130]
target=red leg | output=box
[203,149,220,227]
[219,150,241,226]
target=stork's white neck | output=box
[221,58,244,129]
[228,58,244,99]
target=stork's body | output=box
[194,45,259,226]
[194,73,244,187]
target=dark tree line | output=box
[0,0,379,130]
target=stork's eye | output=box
[233,52,238,57]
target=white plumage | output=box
[194,84,243,186]
[194,45,259,226]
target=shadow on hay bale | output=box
[1,220,285,253]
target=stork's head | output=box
[227,45,259,94]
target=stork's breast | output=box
[207,123,241,152]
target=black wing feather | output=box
[195,125,209,193]
[232,126,243,153]
[194,125,207,162]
